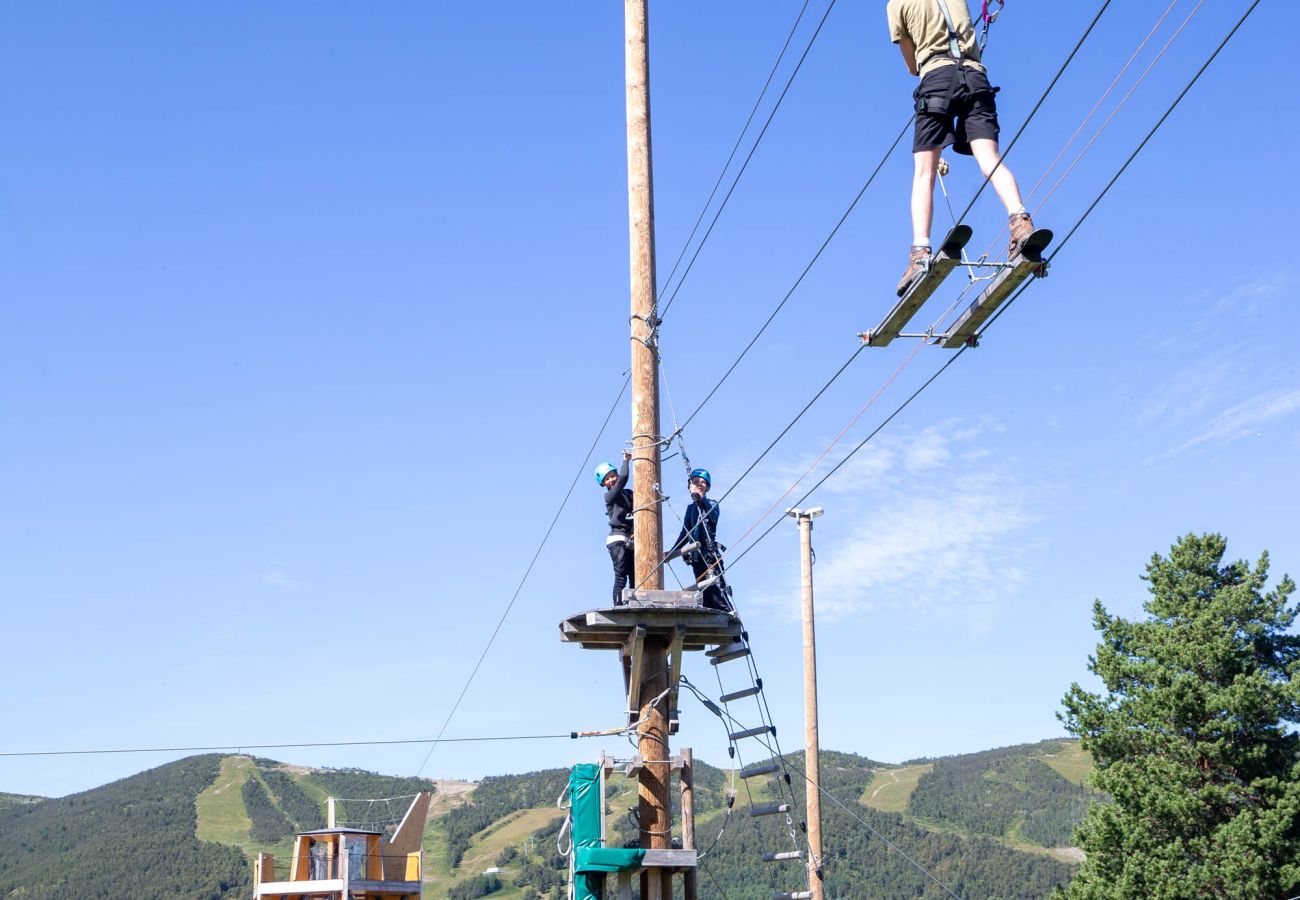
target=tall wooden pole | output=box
[792,508,826,900]
[680,747,699,900]
[624,3,671,900]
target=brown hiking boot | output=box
[895,245,931,297]
[1008,211,1035,258]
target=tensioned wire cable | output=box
[0,732,584,759]
[953,0,1114,225]
[659,0,840,321]
[718,0,1257,577]
[672,0,1112,438]
[413,374,629,777]
[656,0,816,307]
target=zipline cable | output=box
[677,116,915,433]
[954,0,1113,225]
[0,732,583,759]
[657,0,815,305]
[413,374,630,777]
[660,0,841,320]
[721,0,1257,575]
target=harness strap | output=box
[934,0,965,60]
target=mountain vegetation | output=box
[0,754,248,900]
[1058,533,1300,899]
[0,741,1092,899]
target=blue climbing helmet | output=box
[595,462,617,484]
[689,468,712,489]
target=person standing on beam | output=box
[887,0,1041,297]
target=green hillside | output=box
[0,790,45,811]
[0,755,248,900]
[0,741,1096,899]
[861,740,1100,862]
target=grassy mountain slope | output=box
[861,740,1099,862]
[0,790,45,811]
[0,755,248,900]
[0,741,1096,899]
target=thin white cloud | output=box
[732,419,1044,629]
[1158,387,1300,458]
[261,570,302,591]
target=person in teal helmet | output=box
[596,450,634,606]
[670,468,732,612]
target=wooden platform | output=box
[559,592,740,651]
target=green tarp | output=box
[569,764,645,900]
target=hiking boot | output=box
[896,245,931,297]
[1008,211,1035,258]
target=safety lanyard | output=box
[934,0,964,60]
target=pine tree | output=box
[1057,533,1300,899]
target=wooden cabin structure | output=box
[253,792,431,900]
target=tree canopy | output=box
[1058,533,1300,899]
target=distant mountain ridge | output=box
[0,739,1096,899]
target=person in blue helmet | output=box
[670,468,732,612]
[596,450,634,606]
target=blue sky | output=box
[1,1,1294,799]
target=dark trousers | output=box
[608,538,633,606]
[687,551,731,612]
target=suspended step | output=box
[708,641,751,665]
[740,761,780,779]
[729,725,774,742]
[938,228,1053,348]
[774,892,815,900]
[762,850,806,862]
[864,224,972,347]
[719,683,762,703]
[749,802,791,818]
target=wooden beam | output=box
[623,626,646,722]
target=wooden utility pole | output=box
[624,3,671,900]
[789,507,826,900]
[680,747,699,900]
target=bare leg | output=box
[911,149,940,245]
[969,138,1024,213]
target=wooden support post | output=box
[625,2,671,899]
[624,626,647,722]
[790,508,826,900]
[681,747,699,900]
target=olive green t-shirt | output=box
[887,0,986,77]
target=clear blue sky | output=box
[2,1,1293,799]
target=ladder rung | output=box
[719,685,761,703]
[762,850,806,862]
[739,762,780,779]
[729,725,773,742]
[710,645,751,665]
[749,802,791,818]
[774,893,814,900]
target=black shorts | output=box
[912,64,1000,156]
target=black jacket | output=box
[605,459,633,537]
[672,495,719,555]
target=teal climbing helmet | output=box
[595,462,617,484]
[689,468,711,488]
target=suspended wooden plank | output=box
[939,229,1053,349]
[865,224,972,347]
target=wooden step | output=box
[729,725,773,742]
[739,761,780,779]
[762,850,806,862]
[719,684,761,703]
[748,802,791,818]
